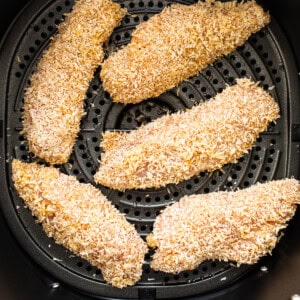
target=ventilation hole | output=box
[20,145,26,151]
[145,268,150,274]
[141,225,146,231]
[82,153,87,159]
[267,157,273,163]
[86,162,91,168]
[164,277,169,283]
[94,146,100,152]
[41,32,47,39]
[77,261,83,267]
[86,266,92,272]
[91,170,96,175]
[200,172,206,177]
[245,51,251,57]
[265,167,270,172]
[79,144,85,150]
[268,60,273,66]
[260,76,265,81]
[124,32,130,39]
[99,100,105,106]
[194,178,199,184]
[136,196,142,202]
[262,175,267,181]
[202,266,208,272]
[95,109,101,115]
[118,191,123,197]
[263,84,269,90]
[19,135,25,141]
[48,25,54,32]
[186,184,192,190]
[189,94,194,99]
[115,34,121,41]
[236,165,241,171]
[250,59,256,65]
[41,19,47,25]
[163,194,169,200]
[56,6,62,12]
[235,62,241,68]
[127,194,133,200]
[55,19,61,25]
[158,1,163,7]
[205,70,211,76]
[124,209,129,214]
[127,117,132,123]
[228,77,234,83]
[230,55,236,61]
[212,79,218,84]
[173,191,179,197]
[251,164,257,170]
[254,155,260,161]
[211,179,217,185]
[223,69,229,75]
[145,197,151,203]
[257,137,262,143]
[174,275,179,280]
[272,69,277,74]
[155,197,160,202]
[92,118,98,124]
[48,12,54,18]
[73,169,79,175]
[232,174,237,180]
[255,67,261,73]
[92,137,98,143]
[34,25,40,32]
[257,45,263,51]
[95,270,101,275]
[124,17,130,24]
[148,1,154,7]
[275,77,281,83]
[271,139,276,145]
[211,262,217,268]
[15,72,21,78]
[201,87,206,92]
[135,211,140,216]
[204,187,209,193]
[240,70,246,76]
[244,181,249,187]
[182,87,187,93]
[134,16,140,22]
[35,40,41,46]
[138,1,144,6]
[155,211,160,216]
[193,269,199,275]
[145,212,151,217]
[217,62,223,68]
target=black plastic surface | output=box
[1,0,300,300]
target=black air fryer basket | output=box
[1,0,300,299]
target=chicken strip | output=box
[147,179,300,274]
[12,160,147,288]
[94,79,279,190]
[100,1,270,104]
[23,0,126,164]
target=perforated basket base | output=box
[0,0,300,299]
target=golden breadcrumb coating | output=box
[147,179,300,274]
[94,79,279,190]
[100,1,270,104]
[23,0,126,164]
[12,160,147,288]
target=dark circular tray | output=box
[0,0,300,299]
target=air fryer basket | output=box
[0,0,300,299]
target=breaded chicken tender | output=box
[147,179,300,274]
[23,0,126,164]
[12,160,147,288]
[94,79,279,190]
[100,1,270,104]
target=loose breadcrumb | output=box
[94,79,279,190]
[23,0,126,164]
[100,1,270,104]
[147,179,300,274]
[12,160,147,288]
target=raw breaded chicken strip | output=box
[12,160,147,288]
[101,1,270,104]
[94,79,279,190]
[23,0,126,164]
[147,179,300,274]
